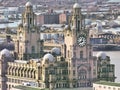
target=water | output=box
[108,0,120,2]
[93,51,120,83]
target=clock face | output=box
[77,36,86,47]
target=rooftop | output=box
[94,81,120,87]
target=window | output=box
[25,47,28,53]
[73,52,76,57]
[78,69,87,79]
[30,18,32,24]
[73,70,75,76]
[78,20,80,31]
[108,87,111,89]
[68,50,69,57]
[93,60,96,66]
[89,51,92,57]
[104,86,106,89]
[93,69,96,75]
[102,68,107,72]
[80,51,83,59]
[31,46,35,53]
[113,88,116,90]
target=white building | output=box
[93,81,120,90]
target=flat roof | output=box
[94,81,120,87]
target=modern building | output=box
[0,1,115,90]
[93,81,120,90]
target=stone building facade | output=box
[15,2,44,60]
[93,81,120,90]
[96,52,116,82]
[0,1,115,90]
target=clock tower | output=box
[15,2,43,60]
[64,3,97,87]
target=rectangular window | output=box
[78,20,80,31]
[68,50,69,57]
[30,18,32,24]
[73,70,75,76]
[74,52,76,57]
[31,46,35,53]
[93,60,96,66]
[89,51,92,57]
[80,51,83,59]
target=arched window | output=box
[78,69,87,80]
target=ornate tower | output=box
[15,2,43,60]
[0,49,13,90]
[64,3,97,87]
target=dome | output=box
[96,52,107,59]
[43,53,54,63]
[26,1,32,7]
[0,49,11,58]
[73,3,81,9]
[51,47,61,55]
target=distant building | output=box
[96,52,116,82]
[93,81,120,90]
[36,9,59,25]
[0,1,115,90]
[59,11,70,24]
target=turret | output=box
[22,1,36,29]
[0,49,13,90]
